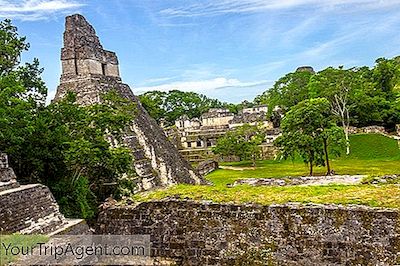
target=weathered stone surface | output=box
[0,152,88,236]
[197,160,218,176]
[0,184,66,234]
[53,14,204,191]
[97,200,400,265]
[230,175,366,187]
[296,66,315,73]
[0,152,8,168]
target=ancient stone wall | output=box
[97,200,400,266]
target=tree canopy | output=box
[255,60,400,131]
[139,90,226,125]
[213,124,266,166]
[139,90,255,126]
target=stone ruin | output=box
[53,14,204,191]
[169,106,280,162]
[0,152,86,234]
[296,65,315,73]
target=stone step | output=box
[49,219,90,236]
[0,184,65,234]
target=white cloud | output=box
[0,0,84,21]
[159,0,400,18]
[135,77,271,95]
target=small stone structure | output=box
[97,200,400,265]
[0,153,87,235]
[53,14,204,191]
[196,160,218,176]
[296,66,315,73]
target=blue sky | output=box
[3,0,400,103]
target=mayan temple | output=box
[53,14,204,190]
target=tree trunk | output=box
[309,155,313,176]
[323,138,331,175]
[344,126,350,155]
[341,117,350,155]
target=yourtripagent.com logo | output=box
[0,235,151,265]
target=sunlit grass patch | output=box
[0,234,49,266]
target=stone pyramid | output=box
[53,14,205,191]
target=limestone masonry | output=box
[97,200,400,265]
[0,153,87,235]
[53,14,204,191]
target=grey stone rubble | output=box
[229,175,367,187]
[0,153,88,235]
[97,199,400,265]
[53,14,205,191]
[368,174,400,184]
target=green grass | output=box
[345,134,400,160]
[0,234,48,266]
[210,159,400,186]
[132,134,400,209]
[133,184,400,209]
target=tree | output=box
[256,70,314,114]
[0,19,47,177]
[275,98,345,176]
[0,19,30,75]
[371,58,400,130]
[254,58,400,132]
[213,124,266,166]
[139,90,227,125]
